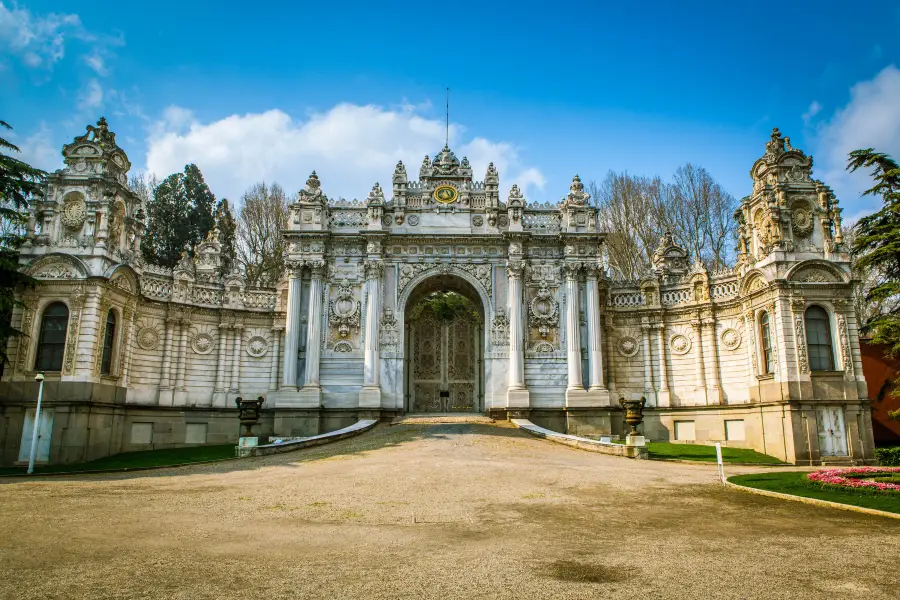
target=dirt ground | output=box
[1,422,897,600]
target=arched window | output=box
[805,305,835,371]
[34,302,69,372]
[759,311,775,375]
[100,310,117,376]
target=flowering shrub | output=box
[807,467,900,493]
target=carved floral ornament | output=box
[791,203,814,238]
[136,325,160,350]
[670,334,692,355]
[60,194,88,230]
[328,282,361,338]
[720,328,741,350]
[617,336,640,357]
[529,281,559,337]
[246,335,269,357]
[191,332,215,355]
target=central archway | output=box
[403,274,485,413]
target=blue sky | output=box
[2,1,900,220]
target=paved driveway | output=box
[1,422,897,599]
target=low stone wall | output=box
[247,419,378,457]
[511,419,648,459]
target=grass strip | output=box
[729,471,900,514]
[0,444,236,476]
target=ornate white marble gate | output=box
[409,308,480,413]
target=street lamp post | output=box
[27,372,45,475]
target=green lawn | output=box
[729,471,900,514]
[0,444,236,476]
[612,440,784,464]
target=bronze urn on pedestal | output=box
[235,396,265,437]
[619,396,647,437]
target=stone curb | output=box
[725,479,900,520]
[248,419,378,456]
[511,419,648,459]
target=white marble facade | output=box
[0,121,877,465]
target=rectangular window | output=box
[674,421,696,441]
[185,423,208,444]
[131,422,153,445]
[760,312,775,374]
[725,420,746,441]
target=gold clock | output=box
[433,185,458,204]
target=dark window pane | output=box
[805,306,834,371]
[101,310,116,375]
[35,302,69,372]
[760,312,774,374]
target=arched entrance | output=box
[404,274,485,413]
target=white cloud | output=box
[802,100,822,125]
[0,1,82,69]
[7,123,62,173]
[145,103,546,204]
[78,78,104,110]
[813,65,900,219]
[83,52,106,75]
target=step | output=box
[391,414,495,425]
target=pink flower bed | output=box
[807,467,900,492]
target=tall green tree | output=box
[847,148,900,398]
[141,163,217,269]
[0,121,46,366]
[214,198,236,273]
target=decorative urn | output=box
[619,396,647,436]
[235,396,265,437]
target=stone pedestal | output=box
[358,386,382,408]
[507,388,530,408]
[626,434,646,447]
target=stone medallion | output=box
[407,215,420,226]
[617,336,639,357]
[60,195,87,229]
[191,332,215,355]
[792,206,813,237]
[246,335,269,357]
[721,328,741,350]
[670,334,691,355]
[136,327,160,350]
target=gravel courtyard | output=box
[1,422,897,600]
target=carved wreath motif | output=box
[136,326,160,350]
[528,282,558,337]
[191,333,215,355]
[670,334,691,355]
[61,196,87,229]
[617,336,639,357]
[720,328,741,351]
[246,335,269,357]
[328,282,360,338]
[792,207,813,238]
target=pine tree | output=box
[847,148,900,398]
[0,120,46,366]
[141,164,217,268]
[214,198,237,273]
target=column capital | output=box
[364,260,384,280]
[563,262,582,280]
[507,261,525,279]
[306,259,326,278]
[583,262,602,279]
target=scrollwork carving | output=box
[328,281,361,338]
[528,281,559,338]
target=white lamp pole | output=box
[27,372,45,475]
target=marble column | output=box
[173,319,188,406]
[743,308,758,382]
[230,323,243,393]
[655,322,670,407]
[704,317,722,404]
[269,327,282,391]
[360,262,383,408]
[585,268,604,390]
[506,262,529,407]
[299,261,325,406]
[564,264,583,390]
[641,322,653,400]
[214,322,228,406]
[604,313,616,396]
[282,267,303,390]
[692,319,708,405]
[158,316,175,405]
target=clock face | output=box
[433,184,458,204]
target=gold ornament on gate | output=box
[433,184,458,204]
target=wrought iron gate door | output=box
[410,311,478,412]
